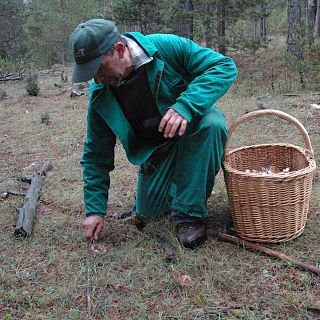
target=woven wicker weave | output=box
[223,109,317,243]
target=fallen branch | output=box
[282,92,320,97]
[218,233,320,276]
[205,304,254,314]
[0,71,26,82]
[14,161,51,238]
[0,76,24,82]
[282,93,300,97]
[6,190,26,197]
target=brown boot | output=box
[175,220,207,249]
[131,213,146,230]
[119,211,146,230]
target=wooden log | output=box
[218,233,320,276]
[0,77,23,82]
[0,74,24,82]
[14,161,51,238]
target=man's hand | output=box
[159,109,188,138]
[83,215,104,240]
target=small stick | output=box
[7,190,26,197]
[282,92,320,97]
[0,191,25,200]
[205,304,255,314]
[218,233,320,276]
[87,264,92,318]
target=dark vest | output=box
[112,65,166,145]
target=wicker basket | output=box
[223,109,317,243]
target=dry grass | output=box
[0,41,319,319]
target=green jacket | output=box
[81,32,237,217]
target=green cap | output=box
[70,19,119,83]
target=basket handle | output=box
[224,109,314,159]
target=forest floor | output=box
[0,38,319,319]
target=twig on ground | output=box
[87,263,92,318]
[282,92,320,97]
[205,304,255,314]
[7,190,26,197]
[218,233,320,276]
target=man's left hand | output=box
[158,109,188,138]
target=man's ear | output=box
[115,42,125,58]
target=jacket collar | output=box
[123,32,158,57]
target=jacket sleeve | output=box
[150,34,237,122]
[80,96,116,217]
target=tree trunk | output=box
[253,19,258,39]
[287,0,303,60]
[137,3,144,34]
[259,16,267,41]
[178,0,193,39]
[306,0,316,45]
[60,0,67,66]
[315,0,320,38]
[259,4,267,42]
[204,4,214,48]
[62,39,68,67]
[217,0,227,55]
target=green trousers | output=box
[134,107,228,219]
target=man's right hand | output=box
[158,108,188,138]
[83,215,104,240]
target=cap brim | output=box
[72,55,103,83]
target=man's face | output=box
[94,48,124,87]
